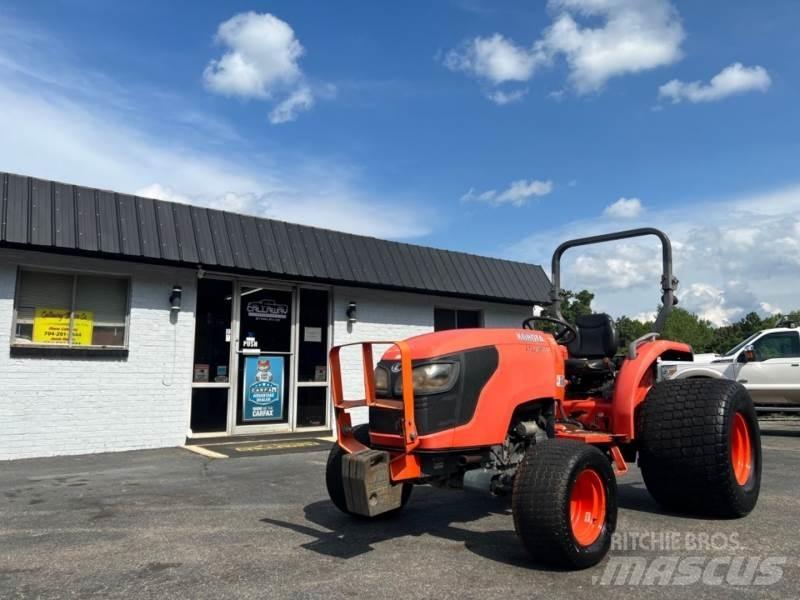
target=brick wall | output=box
[0,249,197,460]
[331,286,531,425]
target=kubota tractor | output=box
[325,228,761,569]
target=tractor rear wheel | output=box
[325,424,412,518]
[638,379,761,518]
[512,439,617,569]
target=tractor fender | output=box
[613,340,692,440]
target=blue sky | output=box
[1,1,798,324]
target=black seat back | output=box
[567,313,619,359]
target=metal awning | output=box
[0,172,550,305]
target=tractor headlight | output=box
[374,365,390,394]
[394,362,460,396]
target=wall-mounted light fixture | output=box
[346,301,357,323]
[169,286,183,312]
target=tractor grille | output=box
[369,346,498,436]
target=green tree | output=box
[661,308,715,352]
[560,289,594,324]
[615,315,652,349]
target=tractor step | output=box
[342,449,403,517]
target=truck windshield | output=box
[721,332,762,357]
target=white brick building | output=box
[0,172,550,460]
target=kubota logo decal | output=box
[517,332,545,343]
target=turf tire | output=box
[638,378,761,518]
[512,439,617,569]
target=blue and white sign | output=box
[242,355,284,422]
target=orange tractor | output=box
[326,228,761,569]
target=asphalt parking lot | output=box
[1,420,798,600]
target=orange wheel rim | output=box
[569,468,606,547]
[731,412,753,486]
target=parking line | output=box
[182,445,228,459]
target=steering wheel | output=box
[522,316,578,345]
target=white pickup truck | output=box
[659,325,800,409]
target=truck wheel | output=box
[638,379,761,518]
[325,424,412,518]
[512,439,617,569]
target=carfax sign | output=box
[242,355,284,422]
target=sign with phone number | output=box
[32,308,94,345]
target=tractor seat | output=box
[565,313,618,376]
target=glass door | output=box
[231,283,295,434]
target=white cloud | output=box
[486,88,528,105]
[443,0,684,100]
[659,63,771,104]
[268,85,314,124]
[443,34,544,84]
[204,12,318,124]
[135,183,191,205]
[507,185,800,324]
[604,197,643,219]
[0,22,432,240]
[204,12,303,98]
[542,0,684,93]
[632,310,657,323]
[572,242,661,290]
[677,281,780,326]
[462,179,554,207]
[679,283,743,326]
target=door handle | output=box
[791,364,799,367]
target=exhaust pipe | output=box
[462,468,500,493]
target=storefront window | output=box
[297,387,327,427]
[190,388,229,433]
[13,269,129,348]
[192,279,233,383]
[298,289,329,382]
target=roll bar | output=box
[549,227,679,334]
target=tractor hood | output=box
[380,328,555,362]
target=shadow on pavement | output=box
[260,486,566,571]
[616,478,754,521]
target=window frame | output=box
[752,331,800,361]
[11,266,132,351]
[433,306,485,331]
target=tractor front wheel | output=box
[638,379,761,517]
[325,424,412,518]
[512,439,617,569]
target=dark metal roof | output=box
[0,172,551,305]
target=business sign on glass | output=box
[246,299,288,322]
